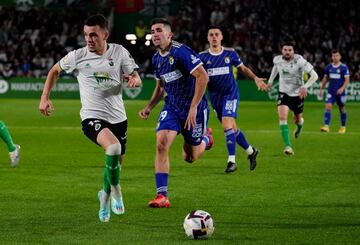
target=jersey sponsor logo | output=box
[207,66,230,76]
[329,73,341,79]
[160,70,183,83]
[93,72,110,84]
[169,56,174,65]
[190,54,200,64]
[225,57,230,64]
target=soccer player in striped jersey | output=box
[319,50,350,133]
[0,120,20,167]
[199,26,268,173]
[267,41,318,155]
[138,18,213,208]
[39,14,142,222]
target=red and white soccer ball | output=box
[183,210,215,239]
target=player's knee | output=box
[105,143,121,156]
[156,138,168,154]
[325,104,332,110]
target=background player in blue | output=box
[319,50,350,133]
[199,26,268,173]
[138,18,213,208]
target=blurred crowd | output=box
[1,0,359,81]
[166,0,360,80]
[0,5,87,78]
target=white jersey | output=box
[273,54,314,96]
[59,43,138,123]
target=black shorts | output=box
[81,118,127,155]
[277,92,304,115]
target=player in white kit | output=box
[39,14,142,222]
[267,41,318,155]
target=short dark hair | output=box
[150,18,171,29]
[281,40,295,48]
[207,25,222,33]
[85,14,108,30]
[331,49,340,54]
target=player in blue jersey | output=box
[138,18,213,208]
[319,50,350,133]
[199,26,268,173]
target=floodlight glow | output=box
[130,40,136,45]
[145,34,151,40]
[125,34,137,41]
[145,40,150,46]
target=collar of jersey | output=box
[209,46,224,56]
[158,43,172,57]
[87,43,111,56]
[331,62,342,68]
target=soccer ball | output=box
[183,210,215,239]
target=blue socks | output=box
[324,110,331,125]
[224,129,236,156]
[155,173,168,196]
[340,111,347,127]
[235,129,250,150]
[324,109,346,127]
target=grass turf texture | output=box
[0,99,359,244]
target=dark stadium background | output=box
[0,0,359,81]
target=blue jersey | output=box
[199,47,242,98]
[152,41,208,119]
[199,47,242,119]
[324,63,350,94]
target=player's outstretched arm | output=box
[39,63,62,116]
[184,65,208,130]
[138,79,164,120]
[238,64,268,91]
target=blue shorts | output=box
[156,107,209,146]
[326,92,346,106]
[211,95,238,121]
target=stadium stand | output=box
[0,0,359,80]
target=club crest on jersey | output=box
[108,58,114,66]
[225,57,230,64]
[169,56,174,65]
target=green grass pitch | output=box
[0,99,359,244]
